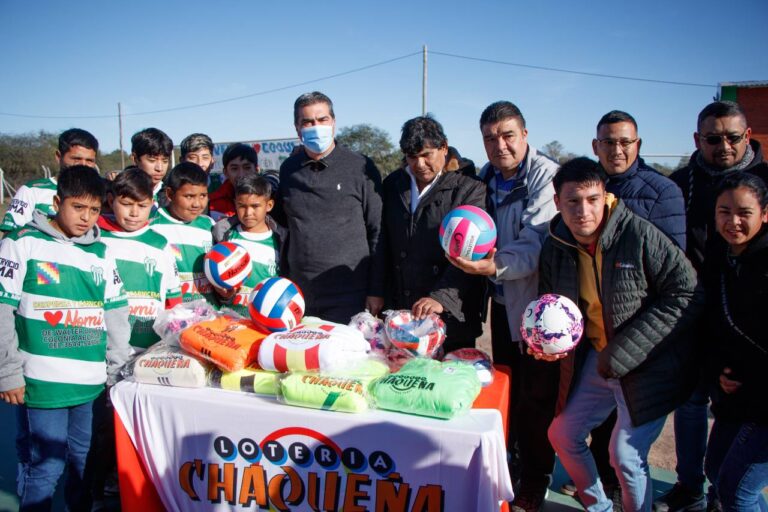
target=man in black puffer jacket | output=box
[539,158,702,512]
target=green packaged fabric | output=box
[208,367,279,395]
[279,372,370,413]
[369,358,481,419]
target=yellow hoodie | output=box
[552,193,619,352]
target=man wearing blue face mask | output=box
[275,91,384,324]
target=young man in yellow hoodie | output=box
[536,157,702,512]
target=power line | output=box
[430,50,715,89]
[0,51,422,120]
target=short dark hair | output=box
[697,101,748,132]
[59,128,99,155]
[399,116,448,155]
[553,157,607,194]
[596,110,638,132]
[180,133,213,159]
[223,143,258,168]
[110,168,154,202]
[57,165,106,202]
[716,172,768,209]
[293,91,335,125]
[164,162,208,192]
[234,174,273,199]
[131,128,173,158]
[479,101,526,129]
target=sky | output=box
[1,0,766,169]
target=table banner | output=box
[111,381,513,511]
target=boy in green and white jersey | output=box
[0,166,131,510]
[99,169,182,351]
[1,128,99,233]
[212,174,282,316]
[150,162,216,305]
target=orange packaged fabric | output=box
[179,315,267,372]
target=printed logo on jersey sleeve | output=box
[36,262,60,285]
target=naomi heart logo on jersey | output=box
[44,311,63,326]
[181,283,191,295]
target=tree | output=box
[336,124,403,177]
[99,149,131,173]
[0,131,58,188]
[540,140,581,164]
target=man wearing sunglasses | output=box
[655,101,768,512]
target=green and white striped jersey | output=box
[0,178,57,232]
[100,224,182,350]
[223,227,279,316]
[150,208,216,305]
[0,225,128,408]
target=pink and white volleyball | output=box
[439,205,497,261]
[520,294,584,355]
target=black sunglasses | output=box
[698,132,747,146]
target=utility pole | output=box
[118,102,125,169]
[422,44,427,116]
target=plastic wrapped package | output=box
[122,343,212,388]
[179,315,268,372]
[369,358,481,419]
[348,311,388,353]
[258,320,370,373]
[383,310,446,358]
[153,300,218,345]
[208,366,279,395]
[443,348,495,387]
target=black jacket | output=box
[705,227,768,424]
[670,140,767,274]
[376,149,486,338]
[540,198,703,426]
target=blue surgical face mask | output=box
[300,124,334,154]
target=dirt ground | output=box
[476,316,682,472]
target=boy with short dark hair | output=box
[0,165,131,511]
[150,162,216,304]
[212,174,283,316]
[2,128,100,232]
[180,133,215,174]
[99,168,182,350]
[209,143,260,220]
[130,127,173,206]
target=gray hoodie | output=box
[0,210,132,394]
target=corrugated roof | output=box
[719,81,768,88]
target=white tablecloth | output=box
[111,381,513,511]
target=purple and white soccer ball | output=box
[520,294,584,355]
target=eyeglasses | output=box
[597,138,638,150]
[698,132,747,146]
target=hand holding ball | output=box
[439,205,497,261]
[204,242,252,290]
[521,294,584,355]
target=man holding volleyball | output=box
[539,157,701,512]
[449,100,558,512]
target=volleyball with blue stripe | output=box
[204,242,252,290]
[439,205,497,261]
[248,277,305,333]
